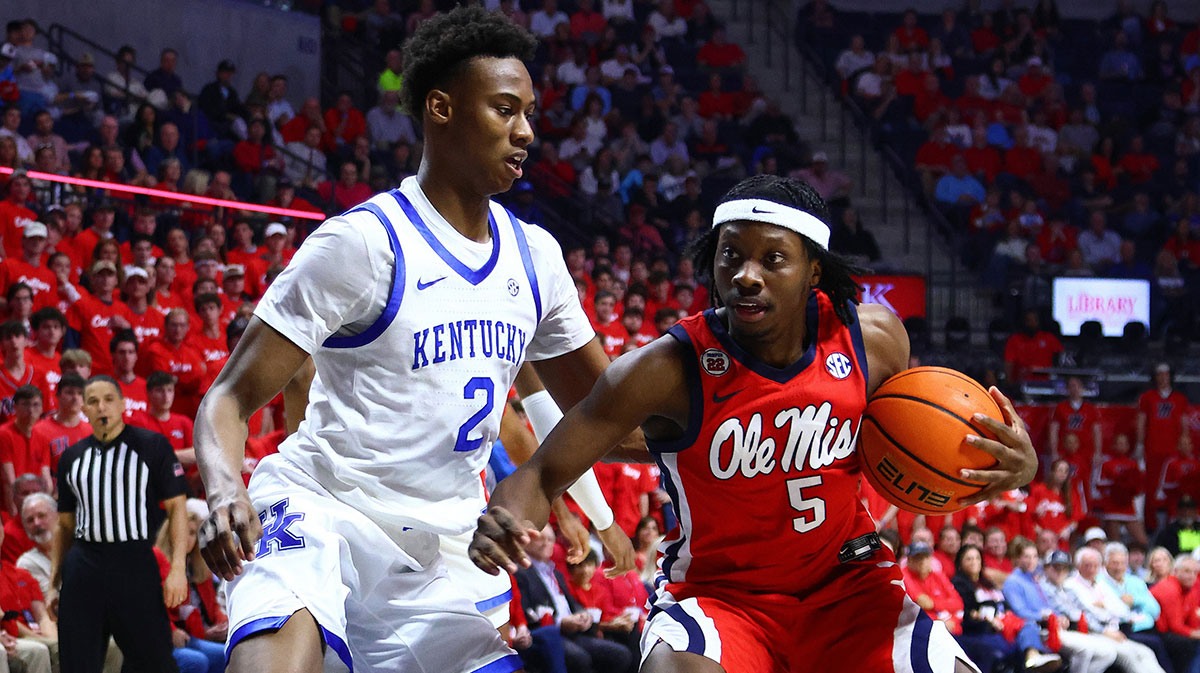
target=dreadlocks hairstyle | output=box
[400,5,539,118]
[687,174,865,326]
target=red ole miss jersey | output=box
[23,349,58,412]
[192,332,229,367]
[0,421,42,478]
[1097,455,1143,516]
[1140,389,1188,455]
[1052,400,1100,448]
[128,410,193,451]
[650,292,873,595]
[119,376,148,419]
[30,415,91,475]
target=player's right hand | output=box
[470,506,540,575]
[200,489,262,581]
[596,524,636,578]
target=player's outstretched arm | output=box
[471,337,689,575]
[195,317,310,580]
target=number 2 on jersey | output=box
[786,476,826,533]
[454,377,495,452]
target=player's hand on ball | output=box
[470,506,541,575]
[597,524,636,578]
[199,489,263,581]
[956,386,1038,506]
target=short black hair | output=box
[30,307,66,331]
[109,328,138,354]
[687,174,864,326]
[146,371,177,391]
[226,316,249,346]
[57,372,85,395]
[194,292,221,313]
[5,282,31,304]
[400,4,538,117]
[13,385,41,404]
[85,374,123,398]
[0,321,27,339]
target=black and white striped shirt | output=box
[56,426,188,543]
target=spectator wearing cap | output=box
[0,221,56,315]
[902,541,963,634]
[792,151,852,206]
[0,385,48,513]
[1154,495,1200,557]
[0,170,36,258]
[1038,550,1121,673]
[198,59,242,138]
[66,260,133,376]
[140,309,205,419]
[120,265,163,344]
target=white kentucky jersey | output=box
[254,177,594,538]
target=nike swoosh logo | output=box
[416,276,446,290]
[712,389,744,404]
[751,206,774,214]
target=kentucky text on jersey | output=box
[411,319,528,370]
[709,402,860,480]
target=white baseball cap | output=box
[264,222,288,238]
[124,266,149,281]
[1083,527,1107,543]
[22,222,47,239]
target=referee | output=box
[51,375,189,673]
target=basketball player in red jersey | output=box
[471,175,1039,673]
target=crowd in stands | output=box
[801,0,1200,335]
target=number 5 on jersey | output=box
[454,377,495,452]
[787,476,826,533]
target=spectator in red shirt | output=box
[67,260,133,376]
[24,308,63,410]
[695,26,745,69]
[0,172,37,261]
[1150,555,1200,644]
[934,526,960,579]
[317,160,372,214]
[0,386,47,513]
[1163,218,1200,269]
[30,372,90,477]
[915,127,960,193]
[964,127,1002,183]
[1117,135,1160,185]
[697,73,736,120]
[323,92,367,148]
[903,542,963,635]
[565,551,639,657]
[0,474,44,564]
[1048,376,1102,459]
[140,310,206,419]
[1157,435,1200,519]
[913,74,950,124]
[129,371,198,494]
[1029,459,1081,550]
[279,97,334,148]
[1016,57,1053,100]
[121,267,164,345]
[1002,127,1043,183]
[0,519,57,661]
[569,0,606,43]
[110,330,148,420]
[0,321,37,426]
[0,223,55,315]
[1003,310,1062,384]
[192,293,230,367]
[893,53,927,98]
[1034,217,1077,266]
[893,9,930,50]
[1139,363,1190,513]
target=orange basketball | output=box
[859,367,1002,515]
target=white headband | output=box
[711,198,830,250]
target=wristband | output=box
[522,390,616,530]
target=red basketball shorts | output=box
[640,558,977,673]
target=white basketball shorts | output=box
[224,455,520,673]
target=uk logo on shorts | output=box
[257,498,306,558]
[825,352,853,379]
[701,348,731,376]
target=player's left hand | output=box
[956,386,1038,506]
[470,506,541,575]
[596,524,636,579]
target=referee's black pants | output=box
[59,540,179,673]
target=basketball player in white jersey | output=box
[195,8,623,673]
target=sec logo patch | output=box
[701,349,731,376]
[825,352,852,379]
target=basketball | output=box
[859,367,1003,515]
